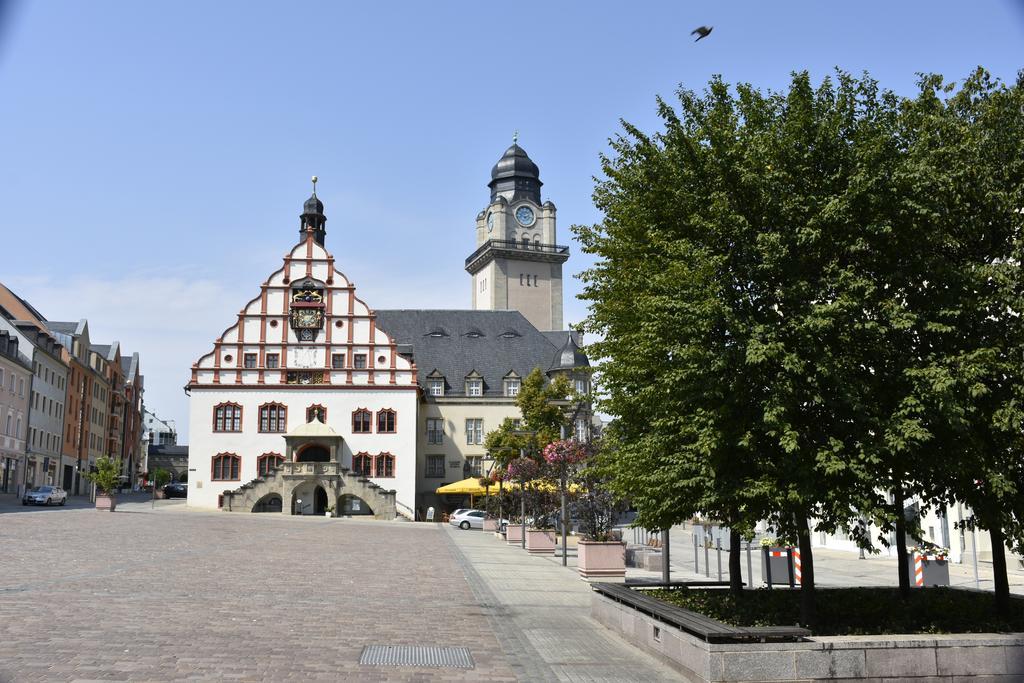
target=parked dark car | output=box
[163,482,187,498]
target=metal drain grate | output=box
[359,645,474,669]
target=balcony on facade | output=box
[465,239,570,275]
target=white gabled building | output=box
[186,186,419,518]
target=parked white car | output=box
[22,485,67,506]
[448,509,509,531]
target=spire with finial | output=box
[512,129,518,145]
[300,175,327,246]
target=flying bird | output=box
[691,26,713,42]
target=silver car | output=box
[449,509,487,530]
[22,485,68,506]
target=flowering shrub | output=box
[542,439,590,467]
[506,456,539,481]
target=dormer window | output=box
[426,327,449,338]
[504,377,521,397]
[499,330,521,339]
[463,328,485,339]
[428,379,444,396]
[466,379,483,397]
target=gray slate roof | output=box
[375,310,585,398]
[45,321,80,335]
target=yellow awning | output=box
[435,477,495,495]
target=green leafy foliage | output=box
[86,456,122,495]
[648,587,1024,636]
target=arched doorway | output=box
[313,486,327,515]
[253,493,282,513]
[338,493,373,516]
[296,444,330,462]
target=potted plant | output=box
[151,467,171,499]
[325,504,336,518]
[909,541,951,587]
[525,488,559,555]
[86,456,122,512]
[572,474,626,581]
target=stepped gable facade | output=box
[185,188,419,517]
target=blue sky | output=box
[2,1,1022,441]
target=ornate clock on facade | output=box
[290,279,325,341]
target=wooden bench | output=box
[592,583,810,643]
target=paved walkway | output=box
[0,502,678,681]
[443,527,679,682]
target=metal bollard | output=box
[694,532,699,573]
[763,546,773,589]
[746,543,753,590]
[704,544,710,577]
[716,543,722,582]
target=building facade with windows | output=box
[0,312,69,491]
[0,330,31,494]
[186,191,420,517]
[187,144,591,518]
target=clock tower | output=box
[465,140,568,331]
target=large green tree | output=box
[576,68,1024,626]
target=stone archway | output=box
[253,493,282,513]
[338,493,374,516]
[296,444,330,463]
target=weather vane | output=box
[513,130,518,145]
[311,175,318,196]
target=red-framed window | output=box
[213,403,242,432]
[307,404,327,423]
[259,403,287,433]
[211,453,240,481]
[353,452,372,476]
[257,453,284,476]
[352,409,372,434]
[375,452,395,478]
[376,409,396,433]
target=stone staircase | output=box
[220,461,405,520]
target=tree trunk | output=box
[989,524,1010,617]
[729,528,743,593]
[893,485,911,599]
[797,516,816,629]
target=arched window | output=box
[352,408,372,434]
[211,453,240,481]
[213,403,242,432]
[306,404,327,423]
[376,409,396,433]
[353,452,372,476]
[258,403,287,433]
[257,453,284,476]
[375,452,395,478]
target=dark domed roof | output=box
[490,144,540,182]
[549,333,589,372]
[488,143,543,203]
[303,193,324,215]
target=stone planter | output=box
[911,553,950,587]
[154,490,167,500]
[324,511,333,518]
[95,494,117,512]
[482,519,498,532]
[577,540,625,582]
[525,529,556,555]
[761,546,796,586]
[506,523,524,545]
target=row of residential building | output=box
[0,283,147,496]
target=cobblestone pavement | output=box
[0,503,519,682]
[0,502,680,682]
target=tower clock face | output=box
[515,205,535,226]
[486,211,494,233]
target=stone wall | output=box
[592,591,1024,682]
